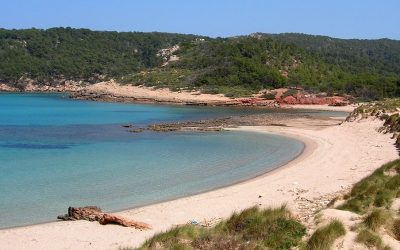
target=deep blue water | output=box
[0,93,341,228]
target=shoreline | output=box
[0,89,356,114]
[0,117,398,249]
[1,81,355,112]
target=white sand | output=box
[0,118,398,250]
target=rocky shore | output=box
[122,113,342,134]
[1,80,352,109]
[67,81,352,108]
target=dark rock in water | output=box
[122,124,134,128]
[57,206,151,229]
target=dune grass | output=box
[337,159,400,214]
[356,229,389,250]
[137,205,306,250]
[363,209,391,232]
[305,219,346,250]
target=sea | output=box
[0,93,346,228]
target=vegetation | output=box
[0,28,201,83]
[337,159,400,214]
[261,92,276,100]
[262,33,400,100]
[356,229,387,250]
[281,89,298,98]
[1,28,400,99]
[334,158,399,249]
[138,205,306,250]
[305,220,346,250]
[363,209,391,231]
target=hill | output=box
[0,27,201,82]
[1,28,399,99]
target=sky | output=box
[1,0,399,39]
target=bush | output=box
[282,89,298,98]
[262,92,276,100]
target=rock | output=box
[99,214,151,229]
[57,206,151,229]
[282,96,297,104]
[57,206,103,221]
[122,124,133,128]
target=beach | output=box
[0,112,397,250]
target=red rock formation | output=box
[281,95,297,104]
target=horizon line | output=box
[1,26,399,41]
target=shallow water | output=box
[0,93,339,228]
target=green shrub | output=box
[282,89,298,98]
[262,92,276,100]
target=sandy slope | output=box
[82,81,231,103]
[284,103,357,112]
[0,118,398,250]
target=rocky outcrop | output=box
[278,92,349,106]
[0,79,85,92]
[0,83,18,91]
[57,206,151,229]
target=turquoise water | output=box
[0,93,336,228]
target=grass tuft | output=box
[356,229,385,250]
[306,219,346,250]
[338,159,400,214]
[138,205,306,250]
[363,209,391,231]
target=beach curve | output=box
[0,118,398,250]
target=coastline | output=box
[0,116,397,250]
[0,81,355,111]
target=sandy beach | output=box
[0,113,398,250]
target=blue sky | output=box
[1,0,399,39]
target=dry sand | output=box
[283,103,357,112]
[83,81,231,104]
[0,115,398,250]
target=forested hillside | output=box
[259,33,400,75]
[1,28,399,99]
[0,28,201,82]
